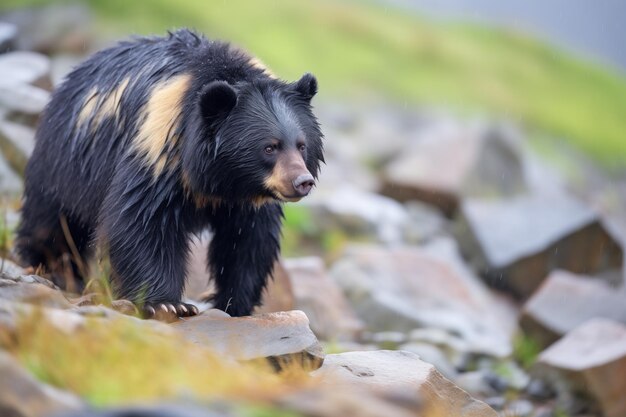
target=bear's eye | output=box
[264,145,276,155]
[298,144,306,152]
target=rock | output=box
[0,120,35,177]
[312,350,498,416]
[1,4,93,55]
[483,397,506,411]
[330,237,515,357]
[456,193,623,299]
[520,270,626,347]
[0,82,50,125]
[0,150,22,194]
[381,121,526,215]
[0,274,72,308]
[283,257,363,341]
[454,371,498,397]
[172,310,324,370]
[400,342,457,379]
[280,386,419,417]
[255,261,295,314]
[303,185,409,244]
[0,22,17,52]
[0,51,52,90]
[0,259,26,278]
[0,351,84,417]
[538,318,626,417]
[402,201,449,244]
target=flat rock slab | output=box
[312,350,497,417]
[539,318,626,417]
[284,257,364,341]
[456,193,623,298]
[521,270,626,346]
[330,237,515,357]
[172,310,324,370]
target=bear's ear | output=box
[294,73,318,100]
[198,81,238,123]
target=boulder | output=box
[381,121,526,215]
[0,120,35,177]
[0,4,93,55]
[0,151,22,194]
[538,318,626,417]
[0,351,84,417]
[456,193,623,299]
[521,270,626,346]
[0,51,52,90]
[0,22,17,52]
[283,257,363,341]
[172,310,324,370]
[330,237,516,357]
[0,82,49,126]
[312,350,497,417]
[303,185,410,244]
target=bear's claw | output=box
[142,302,199,319]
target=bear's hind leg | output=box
[16,197,93,292]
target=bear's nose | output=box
[292,174,315,196]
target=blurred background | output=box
[0,1,625,417]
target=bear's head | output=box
[184,73,323,205]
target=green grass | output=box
[3,310,312,407]
[3,0,626,168]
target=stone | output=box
[330,237,515,357]
[0,120,35,177]
[456,193,623,299]
[280,386,419,417]
[312,350,497,417]
[283,257,363,341]
[0,22,17,52]
[399,342,457,379]
[538,318,626,417]
[303,185,409,244]
[521,270,626,347]
[402,201,449,244]
[0,259,26,278]
[1,4,93,55]
[0,275,72,308]
[0,150,22,194]
[381,121,526,215]
[0,351,84,417]
[454,371,498,397]
[0,82,50,125]
[0,51,52,90]
[172,310,324,370]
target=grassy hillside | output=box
[3,0,626,168]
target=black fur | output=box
[15,29,323,316]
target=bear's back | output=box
[25,29,269,220]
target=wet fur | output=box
[15,29,323,316]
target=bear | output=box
[15,29,324,318]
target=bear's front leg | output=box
[99,165,198,318]
[207,202,283,316]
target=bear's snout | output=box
[292,174,315,197]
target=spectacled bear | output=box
[15,29,324,318]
